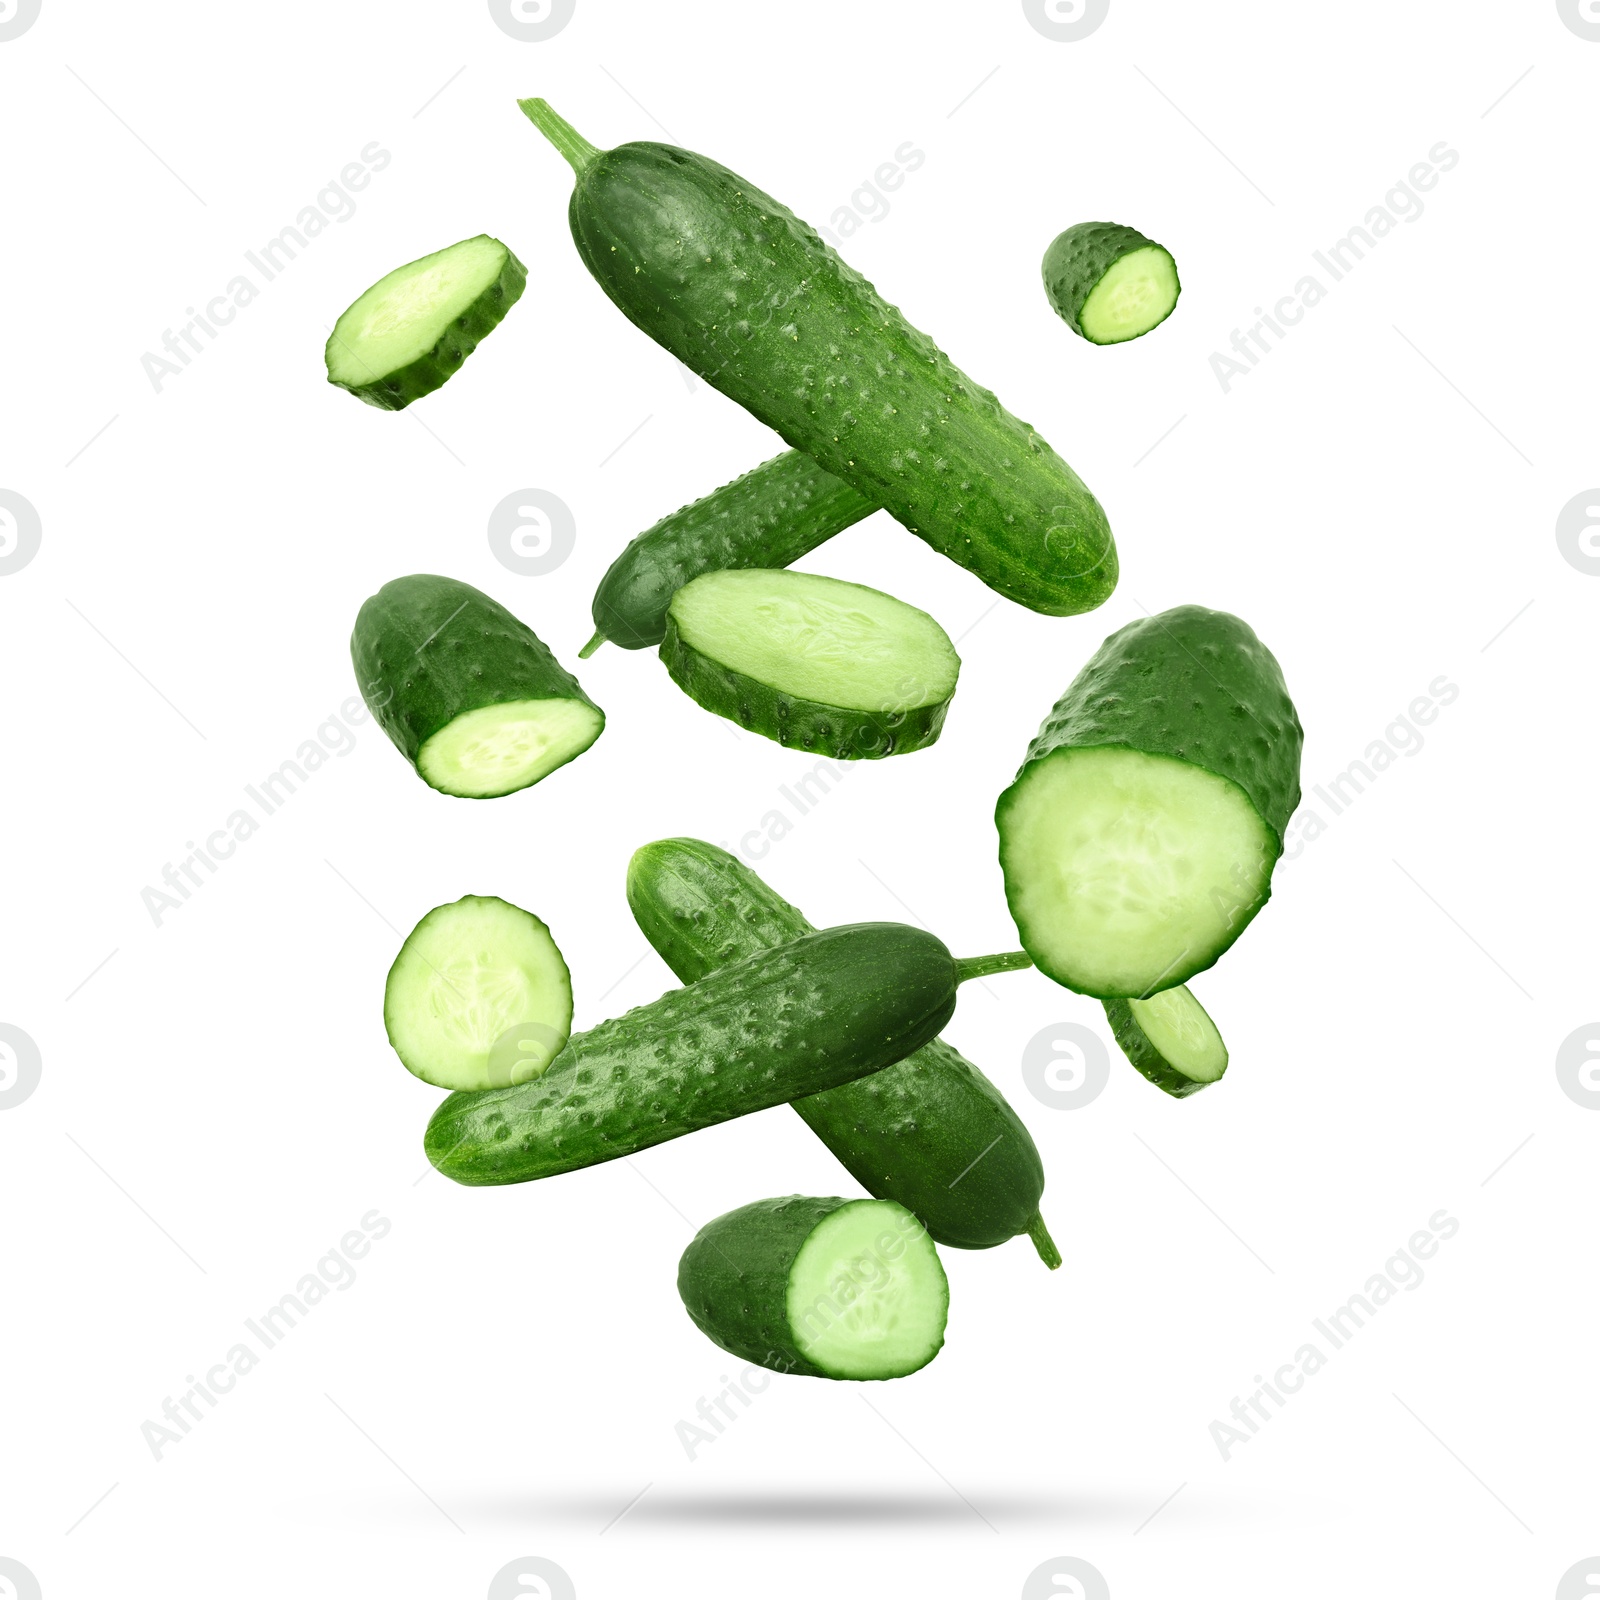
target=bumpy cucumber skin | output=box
[351,575,603,797]
[659,611,951,760]
[1042,222,1178,344]
[1103,992,1226,1099]
[326,237,527,411]
[677,1195,947,1380]
[425,923,960,1186]
[627,838,1050,1254]
[996,604,1303,988]
[593,451,878,650]
[559,136,1116,617]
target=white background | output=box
[2,2,1595,1596]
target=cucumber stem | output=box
[518,98,602,174]
[1027,1215,1062,1270]
[954,950,1034,983]
[578,630,607,659]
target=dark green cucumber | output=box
[997,604,1302,999]
[1104,984,1228,1098]
[1042,222,1180,345]
[660,569,959,759]
[627,838,1059,1266]
[678,1196,948,1380]
[426,923,1027,1185]
[352,574,603,798]
[521,99,1117,618]
[326,234,526,409]
[583,450,878,654]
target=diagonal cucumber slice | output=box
[326,234,526,410]
[384,895,572,1091]
[1105,984,1228,1098]
[661,568,959,758]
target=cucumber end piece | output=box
[1107,985,1229,1097]
[578,630,606,659]
[1027,1215,1062,1270]
[518,98,602,174]
[787,1200,949,1380]
[416,699,604,799]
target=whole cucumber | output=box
[522,99,1117,618]
[627,838,1059,1265]
[426,922,972,1186]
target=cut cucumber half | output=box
[677,1197,948,1380]
[352,574,603,799]
[384,894,572,1091]
[996,605,1302,999]
[1105,984,1228,1098]
[1043,222,1180,345]
[326,234,527,410]
[661,568,959,759]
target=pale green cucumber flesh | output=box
[788,1201,948,1379]
[1106,984,1228,1097]
[417,699,604,798]
[671,569,957,712]
[326,234,526,409]
[999,747,1275,999]
[1080,246,1181,343]
[384,895,572,1090]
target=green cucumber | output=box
[385,895,572,1091]
[1104,985,1228,1098]
[522,99,1117,618]
[425,923,1031,1186]
[661,568,959,759]
[678,1196,948,1380]
[352,574,603,798]
[583,450,878,655]
[1042,223,1180,345]
[627,838,1059,1266]
[996,604,1302,999]
[326,235,526,409]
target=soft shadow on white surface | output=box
[275,1482,1322,1534]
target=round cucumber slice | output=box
[326,234,527,410]
[787,1200,949,1380]
[384,895,572,1091]
[998,746,1276,999]
[1043,222,1181,345]
[661,568,960,759]
[417,699,605,799]
[1105,984,1229,1098]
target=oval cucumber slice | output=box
[384,894,572,1091]
[677,1196,948,1380]
[326,234,527,410]
[1043,222,1180,345]
[661,568,959,758]
[1104,984,1228,1098]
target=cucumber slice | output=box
[1043,222,1180,345]
[996,605,1302,998]
[1104,984,1228,1098]
[661,569,959,759]
[326,235,527,410]
[385,895,572,1091]
[677,1197,948,1380]
[352,574,603,799]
